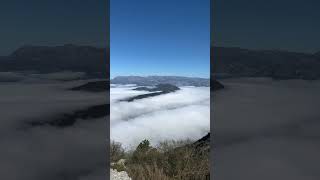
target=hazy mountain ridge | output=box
[111,76,210,86]
[212,46,320,80]
[2,45,320,80]
[0,44,108,78]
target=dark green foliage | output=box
[137,140,151,152]
[111,163,126,172]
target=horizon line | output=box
[110,74,210,79]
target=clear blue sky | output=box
[0,0,107,55]
[213,0,320,53]
[110,0,210,78]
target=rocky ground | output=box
[110,169,132,180]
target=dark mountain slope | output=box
[212,79,224,91]
[0,44,108,78]
[27,104,109,128]
[133,83,180,92]
[212,47,320,80]
[70,80,109,92]
[190,133,210,156]
[122,84,180,102]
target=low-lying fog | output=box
[110,84,210,149]
[0,80,108,180]
[214,78,320,180]
[3,77,319,179]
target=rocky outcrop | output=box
[110,169,131,180]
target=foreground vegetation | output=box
[111,139,210,180]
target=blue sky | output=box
[213,0,320,53]
[0,0,106,55]
[110,0,210,78]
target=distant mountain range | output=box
[111,76,210,87]
[2,45,320,80]
[0,44,108,78]
[212,47,320,80]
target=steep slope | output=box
[212,79,224,91]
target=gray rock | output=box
[110,169,132,180]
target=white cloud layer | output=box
[110,86,210,148]
[214,78,320,180]
[0,81,108,180]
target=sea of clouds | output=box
[214,78,320,180]
[0,80,108,180]
[110,84,210,149]
[4,76,320,179]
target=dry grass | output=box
[110,140,125,162]
[127,163,170,180]
[111,139,210,180]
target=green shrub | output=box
[112,139,210,180]
[111,163,127,172]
